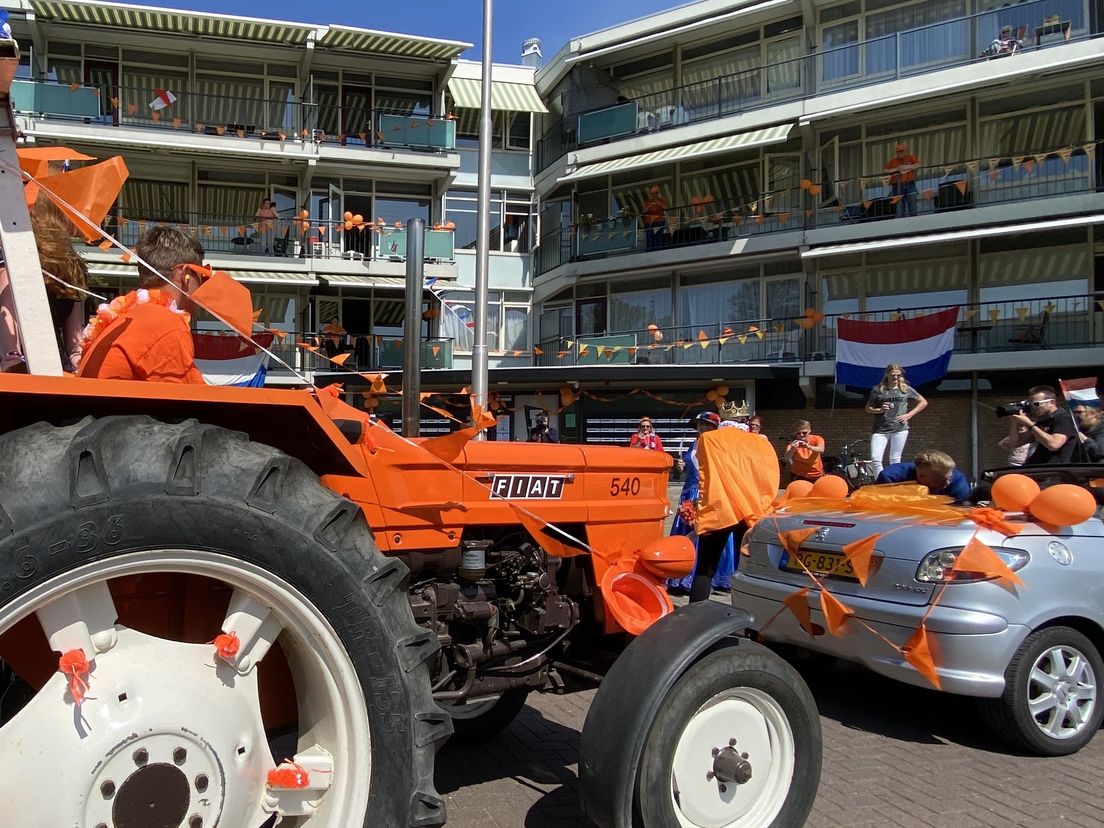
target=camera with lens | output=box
[531,415,549,435]
[995,401,1027,418]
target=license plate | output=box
[782,549,857,580]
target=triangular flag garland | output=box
[783,588,814,637]
[819,590,854,637]
[903,623,941,690]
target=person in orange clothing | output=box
[884,141,920,217]
[641,185,668,250]
[784,419,825,483]
[77,227,207,384]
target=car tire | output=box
[635,643,821,828]
[446,688,530,742]
[0,415,451,827]
[981,625,1104,756]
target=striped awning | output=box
[29,0,315,45]
[447,77,547,113]
[318,26,469,60]
[560,123,794,183]
[82,260,317,286]
[319,274,456,290]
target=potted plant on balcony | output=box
[578,212,597,233]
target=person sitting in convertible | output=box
[876,448,971,503]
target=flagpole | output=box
[470,0,493,437]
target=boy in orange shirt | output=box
[78,227,207,384]
[784,419,825,482]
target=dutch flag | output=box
[193,331,272,387]
[1060,377,1100,407]
[835,308,958,388]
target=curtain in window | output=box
[866,125,966,186]
[866,257,968,296]
[313,85,340,136]
[766,37,802,95]
[121,180,189,225]
[504,308,529,350]
[683,46,760,115]
[193,77,266,130]
[820,21,860,84]
[266,83,296,134]
[765,278,803,320]
[979,105,1086,157]
[679,279,760,328]
[197,185,266,224]
[611,288,672,333]
[438,290,475,351]
[612,179,674,216]
[617,70,674,109]
[979,244,1088,287]
[119,71,188,123]
[867,0,967,76]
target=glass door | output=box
[328,183,343,256]
[576,297,607,336]
[766,153,801,214]
[84,60,118,125]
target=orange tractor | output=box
[0,39,820,828]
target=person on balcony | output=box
[641,185,668,250]
[322,315,346,358]
[255,198,278,254]
[884,141,920,217]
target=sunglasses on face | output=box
[795,431,810,436]
[1029,399,1055,408]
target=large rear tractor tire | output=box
[0,416,451,828]
[635,643,822,828]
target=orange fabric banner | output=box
[421,426,480,463]
[820,590,853,636]
[842,534,879,587]
[903,623,941,690]
[695,428,780,533]
[783,587,813,636]
[16,147,95,180]
[33,156,129,241]
[952,535,1024,588]
[191,271,254,338]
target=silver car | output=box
[731,465,1104,756]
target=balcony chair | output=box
[1007,310,1049,348]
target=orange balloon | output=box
[353,214,364,225]
[344,220,353,230]
[706,390,718,402]
[991,473,1041,512]
[343,211,353,221]
[785,480,814,500]
[810,475,849,500]
[1028,484,1097,526]
[716,385,730,396]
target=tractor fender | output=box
[578,601,753,828]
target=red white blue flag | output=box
[1060,377,1100,406]
[835,308,958,387]
[194,332,272,387]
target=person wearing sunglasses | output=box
[77,227,208,384]
[1004,385,1078,465]
[629,417,665,451]
[784,419,825,483]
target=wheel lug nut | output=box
[195,774,209,793]
[189,816,203,828]
[728,738,737,746]
[95,823,108,828]
[711,747,719,757]
[133,748,148,766]
[741,752,749,759]
[173,747,187,764]
[100,780,115,799]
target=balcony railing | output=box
[536,294,1104,367]
[203,330,455,375]
[11,78,455,152]
[536,139,1099,274]
[98,213,455,263]
[537,0,1093,171]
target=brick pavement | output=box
[437,491,1104,827]
[436,657,1104,827]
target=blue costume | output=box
[876,462,971,503]
[669,439,736,592]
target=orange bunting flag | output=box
[329,352,352,366]
[172,118,182,129]
[987,308,1001,322]
[783,588,814,637]
[1015,306,1029,321]
[955,180,968,195]
[952,535,1024,588]
[697,329,709,342]
[191,271,254,338]
[774,323,785,333]
[963,308,978,320]
[297,340,318,352]
[967,507,1022,537]
[903,623,941,689]
[33,156,130,242]
[819,590,854,636]
[532,345,545,356]
[421,426,480,463]
[780,528,816,557]
[431,345,441,358]
[842,534,879,587]
[470,400,498,430]
[512,510,586,558]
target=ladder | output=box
[0,37,63,375]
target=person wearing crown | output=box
[718,400,750,430]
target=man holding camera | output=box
[1001,385,1078,465]
[528,413,559,443]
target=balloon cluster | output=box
[559,385,580,408]
[991,475,1097,526]
[774,475,849,508]
[342,211,367,231]
[705,385,730,407]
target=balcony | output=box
[536,139,1098,275]
[100,212,455,263]
[11,78,455,152]
[536,0,1095,172]
[536,294,1104,368]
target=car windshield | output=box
[983,464,1104,489]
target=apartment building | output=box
[524,0,1104,471]
[2,0,542,408]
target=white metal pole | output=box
[471,0,493,435]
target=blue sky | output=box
[145,0,684,63]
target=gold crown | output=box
[717,400,751,420]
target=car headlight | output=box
[915,546,1029,583]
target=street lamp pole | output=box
[471,0,493,435]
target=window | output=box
[375,195,430,227]
[444,189,532,252]
[611,280,673,333]
[679,271,761,328]
[437,290,530,351]
[507,112,531,150]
